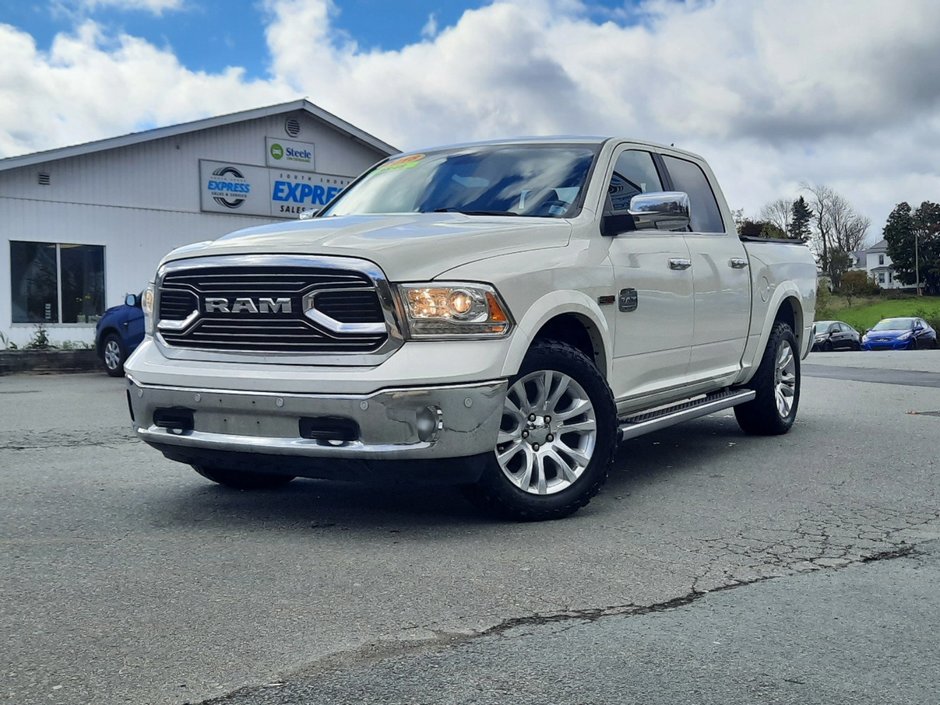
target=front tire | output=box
[469,339,617,521]
[101,333,126,377]
[192,465,295,490]
[734,322,800,436]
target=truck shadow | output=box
[145,413,751,531]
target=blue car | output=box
[95,293,146,376]
[861,317,937,351]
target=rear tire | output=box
[734,322,800,436]
[469,339,617,521]
[192,465,295,490]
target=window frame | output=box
[603,148,667,217]
[658,153,727,234]
[10,240,106,325]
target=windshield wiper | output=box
[432,208,521,216]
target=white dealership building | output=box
[0,99,397,347]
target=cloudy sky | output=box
[1,0,939,241]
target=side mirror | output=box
[125,293,141,308]
[600,191,691,236]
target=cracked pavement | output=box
[2,351,939,704]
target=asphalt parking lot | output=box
[2,351,939,705]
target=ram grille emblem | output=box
[204,297,293,314]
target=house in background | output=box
[850,239,904,289]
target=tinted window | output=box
[11,241,58,323]
[60,244,105,323]
[606,150,662,213]
[661,155,725,233]
[323,145,598,219]
[10,241,105,323]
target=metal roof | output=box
[0,98,399,172]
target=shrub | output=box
[24,324,51,350]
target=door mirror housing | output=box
[125,293,141,308]
[601,191,691,236]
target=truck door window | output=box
[661,155,725,233]
[606,150,663,213]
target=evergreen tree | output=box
[787,196,813,241]
[913,201,940,293]
[883,202,916,285]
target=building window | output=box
[878,272,886,284]
[10,241,105,323]
[879,254,885,265]
[888,272,893,283]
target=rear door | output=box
[605,148,694,400]
[660,154,750,383]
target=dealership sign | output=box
[200,160,351,218]
[265,137,316,171]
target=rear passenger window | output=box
[606,150,663,213]
[661,155,725,233]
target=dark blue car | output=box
[861,317,937,351]
[95,293,145,376]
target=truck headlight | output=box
[397,282,513,338]
[142,283,155,335]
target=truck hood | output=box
[162,213,571,281]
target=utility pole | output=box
[915,229,921,296]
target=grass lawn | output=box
[819,294,940,331]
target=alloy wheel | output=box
[773,340,797,418]
[495,370,597,495]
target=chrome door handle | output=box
[668,258,692,270]
[729,257,749,269]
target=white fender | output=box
[501,290,613,378]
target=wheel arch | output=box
[96,327,120,356]
[735,283,809,386]
[501,292,612,379]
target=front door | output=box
[605,148,694,401]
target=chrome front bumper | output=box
[126,375,507,461]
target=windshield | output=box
[871,318,914,331]
[321,145,598,218]
[813,322,833,335]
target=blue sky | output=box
[1,0,938,232]
[0,1,638,79]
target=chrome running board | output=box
[618,388,755,442]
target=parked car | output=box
[811,320,861,351]
[95,293,145,376]
[861,317,937,351]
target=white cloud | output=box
[421,13,439,40]
[74,0,185,15]
[3,0,940,238]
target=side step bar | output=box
[618,388,755,442]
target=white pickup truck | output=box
[125,138,816,520]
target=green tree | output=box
[884,201,940,293]
[788,196,813,241]
[838,269,879,306]
[883,202,915,284]
[914,201,940,293]
[737,218,785,239]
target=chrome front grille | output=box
[156,258,390,354]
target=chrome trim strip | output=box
[302,288,387,334]
[156,309,199,332]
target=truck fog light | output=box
[416,406,442,443]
